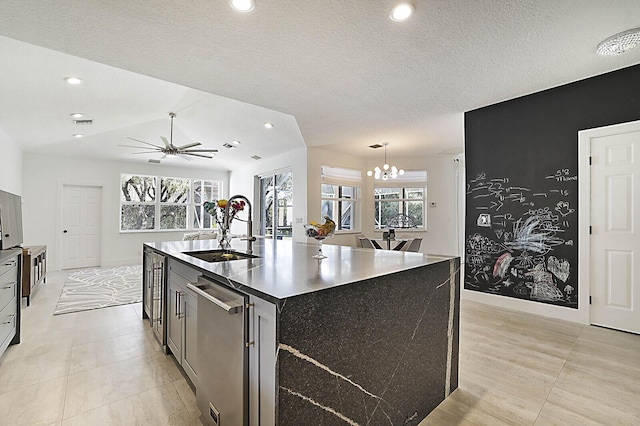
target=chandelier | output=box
[367,142,404,180]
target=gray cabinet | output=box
[248,295,276,426]
[167,260,201,385]
[142,249,153,321]
[0,250,21,359]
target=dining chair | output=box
[354,234,365,247]
[359,237,380,249]
[401,238,422,252]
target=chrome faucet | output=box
[224,195,256,255]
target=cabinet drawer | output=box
[0,257,18,279]
[0,266,18,311]
[169,270,194,291]
[0,295,17,349]
[168,261,201,283]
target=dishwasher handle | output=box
[187,282,244,314]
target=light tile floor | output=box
[1,269,639,425]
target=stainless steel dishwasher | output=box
[187,277,249,426]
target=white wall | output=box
[229,147,308,242]
[307,147,459,256]
[22,152,229,270]
[0,130,23,195]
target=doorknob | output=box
[63,230,68,233]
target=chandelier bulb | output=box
[374,166,381,173]
[382,173,388,181]
[383,163,389,170]
[399,169,405,175]
[367,170,373,177]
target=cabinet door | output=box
[143,251,153,319]
[249,296,277,426]
[167,278,183,357]
[182,287,198,384]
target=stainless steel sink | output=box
[182,249,258,263]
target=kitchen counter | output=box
[145,238,454,304]
[144,238,460,425]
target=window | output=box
[321,166,361,232]
[120,174,221,231]
[373,170,427,230]
[259,170,293,239]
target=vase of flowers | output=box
[204,199,246,249]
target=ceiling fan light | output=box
[230,0,254,12]
[166,153,176,158]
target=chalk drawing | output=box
[555,201,575,217]
[547,256,570,282]
[505,217,564,254]
[477,214,492,227]
[493,253,513,278]
[465,169,577,308]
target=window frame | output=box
[320,165,362,235]
[119,173,222,233]
[374,185,427,231]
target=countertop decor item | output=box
[304,215,336,259]
[204,198,246,248]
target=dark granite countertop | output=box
[145,239,455,303]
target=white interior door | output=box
[590,122,640,334]
[61,185,102,269]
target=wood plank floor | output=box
[0,269,638,425]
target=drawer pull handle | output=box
[2,314,16,324]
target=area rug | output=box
[54,265,143,315]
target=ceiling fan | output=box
[120,112,218,161]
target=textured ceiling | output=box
[1,0,640,164]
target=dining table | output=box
[373,237,409,251]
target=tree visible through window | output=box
[374,187,425,229]
[120,174,221,231]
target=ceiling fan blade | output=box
[178,154,193,161]
[161,154,167,159]
[131,151,161,154]
[118,144,160,150]
[184,152,214,159]
[127,137,164,149]
[183,149,219,153]
[160,136,172,148]
[177,142,201,150]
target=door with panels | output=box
[590,120,640,334]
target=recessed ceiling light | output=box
[264,122,274,129]
[231,140,241,145]
[65,77,83,85]
[73,134,84,138]
[230,0,254,12]
[597,28,640,56]
[390,2,415,22]
[70,112,84,118]
[251,155,262,160]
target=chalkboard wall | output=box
[464,64,640,309]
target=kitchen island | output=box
[143,238,460,425]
